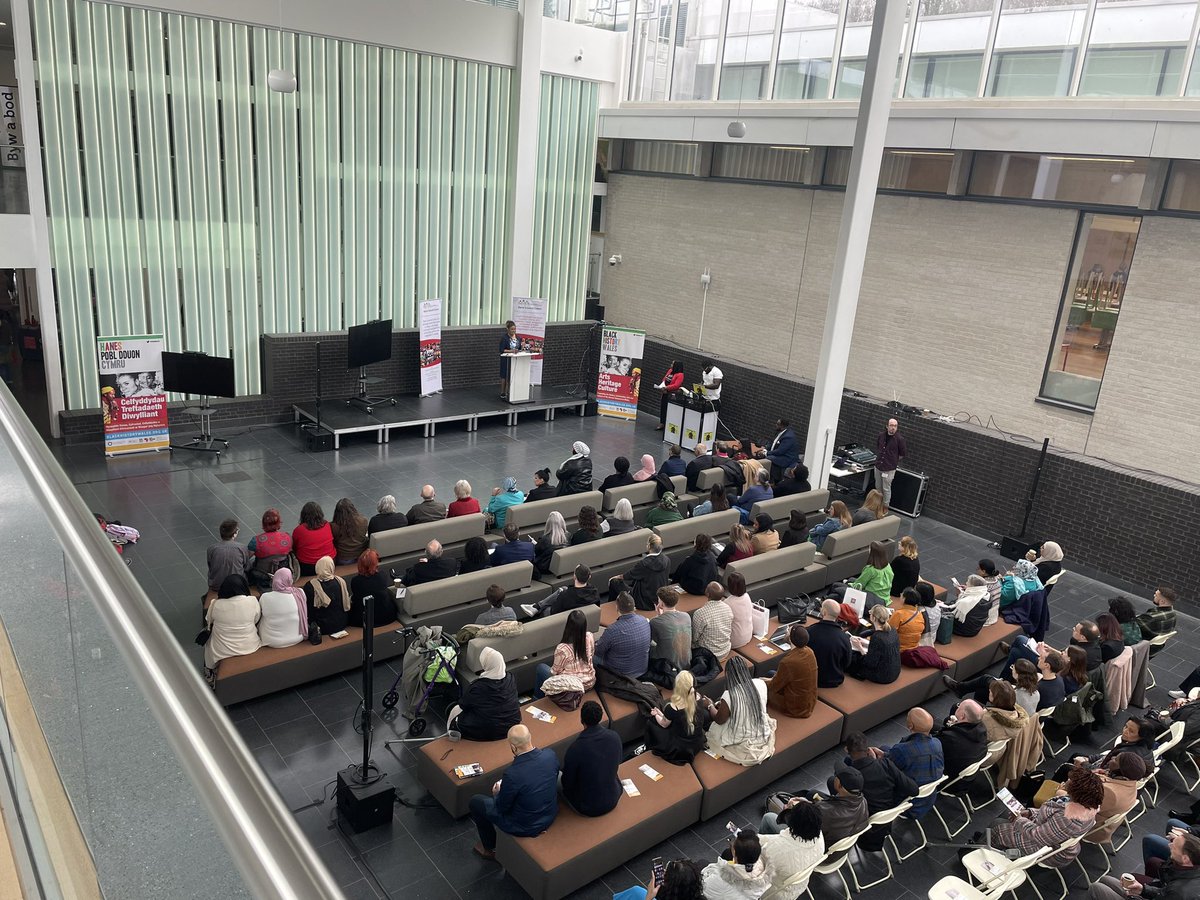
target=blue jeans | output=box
[1001,635,1039,673]
[533,662,553,698]
[469,794,502,851]
[760,812,782,834]
[1143,819,1188,868]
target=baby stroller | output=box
[381,625,460,737]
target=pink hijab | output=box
[272,567,309,639]
[632,454,656,482]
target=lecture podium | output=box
[504,351,535,404]
[665,392,717,452]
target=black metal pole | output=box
[1018,437,1050,538]
[314,340,322,427]
[361,593,374,778]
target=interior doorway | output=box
[1,268,52,440]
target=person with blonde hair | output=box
[846,604,900,684]
[808,501,851,549]
[852,489,886,525]
[717,523,755,568]
[646,670,711,764]
[890,535,921,597]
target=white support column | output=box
[802,0,907,492]
[12,0,65,437]
[507,3,544,299]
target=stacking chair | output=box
[1110,768,1157,851]
[928,871,1029,900]
[1037,706,1066,758]
[890,775,949,861]
[1165,734,1200,793]
[805,825,872,900]
[762,858,819,900]
[1147,720,1186,805]
[1075,805,1137,882]
[932,755,989,838]
[1032,832,1086,900]
[1041,570,1065,603]
[1144,631,1176,687]
[970,739,1012,812]
[849,799,913,891]
[960,843,1060,900]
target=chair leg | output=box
[894,818,929,861]
[969,771,998,812]
[1147,669,1157,689]
[935,793,973,838]
[849,845,895,892]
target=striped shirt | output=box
[991,797,1094,866]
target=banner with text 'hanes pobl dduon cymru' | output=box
[97,335,169,456]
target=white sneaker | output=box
[1169,690,1186,699]
[520,604,538,619]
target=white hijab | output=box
[480,646,507,680]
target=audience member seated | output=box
[946,658,1041,714]
[1006,619,1101,672]
[208,518,251,593]
[406,484,448,524]
[734,469,774,522]
[873,708,944,817]
[645,492,684,528]
[661,444,686,477]
[934,699,989,782]
[533,511,569,575]
[809,599,854,688]
[779,510,810,548]
[485,477,525,529]
[1065,716,1157,775]
[651,586,693,671]
[304,557,350,636]
[476,584,516,626]
[348,549,398,627]
[595,592,651,681]
[524,564,598,620]
[913,583,942,647]
[981,680,1029,744]
[402,540,457,585]
[451,647,521,741]
[1089,832,1200,900]
[846,604,901,685]
[524,468,557,504]
[609,534,671,610]
[772,464,811,498]
[717,524,755,569]
[1079,752,1145,844]
[258,567,308,649]
[976,558,1003,610]
[852,541,894,608]
[987,764,1102,868]
[561,700,621,816]
[203,574,261,685]
[1063,645,1090,695]
[603,498,638,536]
[330,497,369,565]
[468,724,558,862]
[556,441,594,496]
[599,456,636,492]
[808,501,852,550]
[691,483,730,519]
[891,588,927,653]
[701,828,770,900]
[246,508,292,589]
[367,494,407,534]
[1109,596,1144,646]
[613,859,704,900]
[684,443,715,493]
[1027,540,1064,585]
[672,533,719,596]
[1038,651,1067,709]
[841,730,918,818]
[1095,613,1129,661]
[570,506,603,546]
[698,657,777,767]
[767,624,818,718]
[890,536,921,598]
[458,536,492,575]
[633,453,657,483]
[851,489,886,526]
[758,799,824,900]
[1000,559,1042,609]
[693,581,734,659]
[448,480,482,518]
[491,523,536,567]
[1138,586,1177,645]
[941,575,992,638]
[750,514,780,555]
[647,670,711,765]
[724,572,754,650]
[534,609,596,696]
[762,771,869,849]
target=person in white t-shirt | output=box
[701,361,723,410]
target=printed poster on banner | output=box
[0,86,23,168]
[511,297,547,385]
[418,299,443,396]
[97,334,169,456]
[596,326,646,420]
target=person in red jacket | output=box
[655,361,684,430]
[291,501,335,577]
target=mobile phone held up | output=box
[651,857,665,886]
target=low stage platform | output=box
[292,385,591,448]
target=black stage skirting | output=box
[292,385,590,448]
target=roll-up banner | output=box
[596,326,645,420]
[511,297,547,385]
[419,299,443,396]
[97,334,169,456]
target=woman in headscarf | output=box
[1028,541,1064,585]
[632,453,656,482]
[556,441,593,496]
[644,491,683,527]
[303,556,351,636]
[940,573,993,637]
[258,567,307,649]
[697,656,776,766]
[449,647,521,741]
[204,574,261,683]
[1000,558,1043,609]
[486,476,525,529]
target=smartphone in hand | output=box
[651,857,665,887]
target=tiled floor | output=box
[53,410,1200,900]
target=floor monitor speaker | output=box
[336,767,394,833]
[305,428,334,452]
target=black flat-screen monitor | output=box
[347,319,393,369]
[162,351,236,398]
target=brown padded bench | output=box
[537,528,657,590]
[213,621,408,706]
[815,516,901,583]
[458,605,602,693]
[691,699,844,819]
[748,489,830,526]
[368,513,486,570]
[503,490,604,537]
[817,663,951,740]
[602,475,688,521]
[735,615,791,677]
[400,560,551,632]
[937,619,1022,680]
[414,692,607,818]
[652,509,739,554]
[496,755,704,900]
[724,543,827,606]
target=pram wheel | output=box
[382,690,399,710]
[408,718,427,737]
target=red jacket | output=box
[291,522,335,564]
[448,498,482,518]
[663,369,684,393]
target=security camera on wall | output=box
[608,254,622,267]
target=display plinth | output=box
[504,351,535,404]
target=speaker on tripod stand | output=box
[301,340,334,452]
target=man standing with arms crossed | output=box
[874,418,906,512]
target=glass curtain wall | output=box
[905,0,993,96]
[672,0,727,99]
[773,0,840,99]
[1078,0,1197,95]
[719,0,781,98]
[987,0,1086,97]
[630,0,678,100]
[835,0,910,97]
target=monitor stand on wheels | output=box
[169,396,228,456]
[347,365,396,414]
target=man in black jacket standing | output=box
[561,701,622,817]
[935,699,989,782]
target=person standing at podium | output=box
[655,360,684,430]
[700,361,723,412]
[498,319,519,399]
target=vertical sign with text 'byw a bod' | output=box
[596,326,645,420]
[97,335,169,456]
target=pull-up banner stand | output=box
[511,297,547,386]
[596,326,645,420]
[418,299,443,396]
[97,334,169,456]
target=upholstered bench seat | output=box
[495,756,704,900]
[817,663,951,740]
[652,509,740,554]
[936,620,1023,680]
[415,692,605,818]
[458,606,602,693]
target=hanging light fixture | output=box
[267,0,296,93]
[728,0,755,139]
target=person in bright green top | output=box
[852,541,894,608]
[644,491,684,528]
[486,476,526,529]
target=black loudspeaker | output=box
[304,428,334,452]
[584,301,605,321]
[1000,536,1040,561]
[336,767,395,833]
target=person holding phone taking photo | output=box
[612,858,705,900]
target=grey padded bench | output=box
[503,490,604,537]
[368,513,485,570]
[816,515,901,583]
[652,508,739,553]
[724,541,827,605]
[399,560,552,632]
[602,475,689,522]
[458,605,602,692]
[748,488,829,526]
[536,528,657,591]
